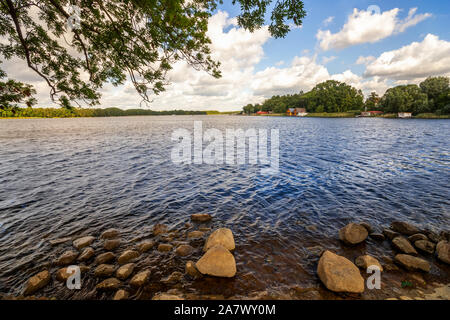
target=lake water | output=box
[0,116,449,299]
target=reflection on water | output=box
[0,116,449,299]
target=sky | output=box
[2,0,450,111]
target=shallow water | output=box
[0,116,449,299]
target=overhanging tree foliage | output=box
[0,71,37,112]
[0,0,306,107]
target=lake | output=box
[0,116,449,299]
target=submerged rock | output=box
[100,228,119,239]
[185,260,202,279]
[383,229,399,240]
[117,250,139,264]
[153,293,184,300]
[113,289,129,300]
[95,252,116,264]
[157,243,173,252]
[338,223,368,245]
[196,245,236,278]
[23,270,51,296]
[73,236,95,250]
[394,254,430,272]
[77,247,94,261]
[317,250,364,293]
[116,263,135,280]
[203,228,235,252]
[175,244,194,257]
[137,240,154,253]
[56,250,78,265]
[130,270,151,287]
[153,224,168,236]
[369,233,385,241]
[414,240,435,254]
[392,237,417,255]
[96,278,121,291]
[191,213,212,222]
[355,255,383,272]
[391,221,419,236]
[360,222,374,233]
[162,271,183,283]
[187,231,204,239]
[408,234,428,243]
[436,241,450,264]
[49,237,71,246]
[94,264,116,277]
[104,239,121,251]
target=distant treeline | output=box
[242,76,450,115]
[0,107,206,118]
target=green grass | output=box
[414,113,450,119]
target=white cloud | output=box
[364,34,450,80]
[356,56,376,65]
[323,16,334,26]
[317,7,431,51]
[322,56,337,64]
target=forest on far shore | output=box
[242,76,450,116]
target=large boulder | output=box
[414,240,435,254]
[317,251,364,293]
[391,221,419,236]
[196,245,236,278]
[392,237,417,254]
[191,213,212,222]
[56,250,78,265]
[203,228,235,252]
[394,254,430,272]
[355,255,383,272]
[23,270,51,295]
[338,223,368,245]
[100,228,119,239]
[117,250,139,264]
[73,236,95,250]
[436,241,450,264]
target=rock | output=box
[394,254,430,272]
[56,250,78,265]
[355,255,383,272]
[203,228,235,252]
[338,223,368,245]
[175,244,194,257]
[153,224,168,236]
[129,270,151,287]
[369,233,385,241]
[116,263,135,280]
[117,250,139,264]
[73,236,95,250]
[77,247,94,261]
[306,245,325,257]
[360,222,374,233]
[427,231,441,243]
[199,227,211,232]
[55,266,84,282]
[436,241,450,264]
[191,213,212,222]
[95,252,116,264]
[96,278,121,291]
[137,240,154,253]
[414,240,435,254]
[391,221,419,236]
[23,271,51,295]
[113,289,129,300]
[392,237,418,254]
[94,264,116,277]
[440,231,450,242]
[187,231,204,239]
[157,243,173,252]
[317,251,364,293]
[100,228,119,239]
[383,229,399,240]
[185,260,202,279]
[408,234,428,242]
[49,237,71,246]
[196,245,236,278]
[409,273,426,286]
[153,293,184,300]
[104,239,121,251]
[162,271,183,283]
